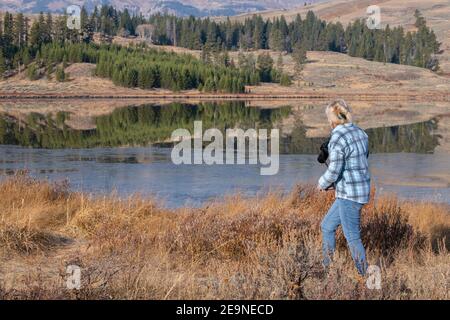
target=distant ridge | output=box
[0,0,328,16]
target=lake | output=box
[0,146,449,207]
[0,101,449,207]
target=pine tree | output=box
[414,10,426,29]
[126,68,138,87]
[240,18,254,49]
[201,45,212,64]
[293,44,307,71]
[27,63,39,80]
[217,51,231,67]
[253,15,265,49]
[257,52,274,82]
[292,44,307,85]
[119,9,133,35]
[205,20,220,49]
[400,32,414,65]
[55,66,67,82]
[290,14,302,50]
[279,16,290,52]
[224,17,235,49]
[0,15,3,44]
[29,20,41,48]
[0,51,6,75]
[44,12,53,43]
[91,6,100,32]
[269,18,283,51]
[3,12,14,47]
[280,73,292,86]
[276,53,283,70]
[54,15,68,44]
[13,13,26,47]
[81,6,94,43]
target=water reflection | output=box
[0,102,441,154]
[281,118,440,154]
[0,102,290,148]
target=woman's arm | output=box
[318,141,345,190]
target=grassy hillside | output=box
[2,46,449,98]
[231,0,450,75]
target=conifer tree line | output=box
[93,44,249,92]
[148,9,441,71]
[0,7,296,91]
[0,7,441,82]
[34,42,251,92]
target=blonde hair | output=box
[325,99,352,126]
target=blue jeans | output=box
[320,198,368,275]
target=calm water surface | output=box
[0,146,449,207]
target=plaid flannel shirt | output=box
[318,123,371,204]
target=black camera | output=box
[317,137,331,164]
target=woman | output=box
[317,99,371,276]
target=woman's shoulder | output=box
[352,124,369,138]
[330,123,367,146]
[329,127,348,148]
[330,124,351,139]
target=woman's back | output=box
[326,123,371,204]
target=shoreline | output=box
[1,92,450,102]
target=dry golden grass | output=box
[0,174,448,300]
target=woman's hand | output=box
[317,185,335,192]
